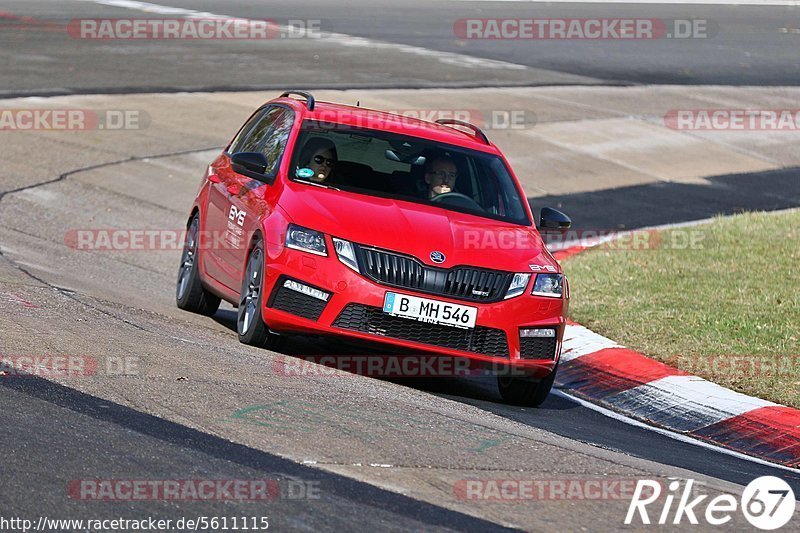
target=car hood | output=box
[278,185,558,272]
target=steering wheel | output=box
[431,192,484,211]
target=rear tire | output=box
[237,239,284,350]
[176,214,221,316]
[497,362,558,407]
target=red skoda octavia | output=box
[177,91,571,406]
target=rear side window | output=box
[228,106,295,175]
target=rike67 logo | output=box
[626,476,796,530]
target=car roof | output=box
[273,97,500,154]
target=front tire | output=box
[497,362,558,407]
[237,239,283,350]
[176,214,221,316]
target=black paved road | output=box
[1,0,799,97]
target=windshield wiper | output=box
[294,179,340,191]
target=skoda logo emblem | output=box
[430,251,446,264]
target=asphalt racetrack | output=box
[1,1,799,531]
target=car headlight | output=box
[532,274,563,298]
[332,237,359,272]
[286,224,327,256]
[504,273,531,299]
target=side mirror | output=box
[539,207,571,229]
[231,152,273,183]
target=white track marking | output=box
[549,210,799,253]
[649,375,776,414]
[80,0,528,71]
[456,0,800,6]
[87,0,200,15]
[553,390,800,475]
[561,324,621,362]
[549,215,722,252]
[608,375,777,430]
[551,209,800,253]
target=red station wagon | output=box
[177,91,572,406]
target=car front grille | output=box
[519,336,558,360]
[355,245,512,303]
[332,304,509,357]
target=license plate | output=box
[383,292,477,329]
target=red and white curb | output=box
[550,218,800,470]
[554,323,800,469]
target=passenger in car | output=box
[298,138,338,182]
[423,156,458,199]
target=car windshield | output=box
[290,121,531,226]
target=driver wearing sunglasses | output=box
[299,137,338,182]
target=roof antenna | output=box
[356,100,360,107]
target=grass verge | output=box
[562,209,800,408]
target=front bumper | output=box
[262,243,566,377]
